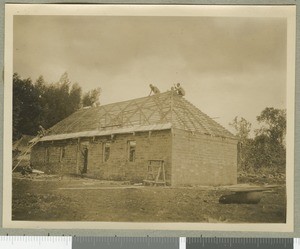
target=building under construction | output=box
[30,90,238,186]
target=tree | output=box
[229,108,286,171]
[36,72,83,129]
[229,117,252,170]
[229,116,252,142]
[69,83,82,113]
[34,75,48,128]
[256,107,286,146]
[250,107,286,169]
[13,73,40,140]
[82,87,101,107]
[13,72,102,140]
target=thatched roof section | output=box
[43,91,235,140]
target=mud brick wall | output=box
[30,145,46,169]
[31,130,172,183]
[171,129,237,186]
[85,130,172,184]
[31,140,78,174]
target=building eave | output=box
[34,123,172,142]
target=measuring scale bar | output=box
[0,236,299,249]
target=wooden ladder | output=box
[143,160,166,186]
[12,136,41,172]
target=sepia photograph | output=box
[3,4,295,231]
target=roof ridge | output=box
[94,91,173,110]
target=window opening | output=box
[128,141,136,162]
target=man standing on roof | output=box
[174,83,185,96]
[149,84,160,96]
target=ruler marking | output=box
[0,236,297,249]
[0,236,72,249]
[295,238,300,249]
[186,237,294,249]
[180,237,186,249]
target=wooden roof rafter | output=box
[101,104,122,126]
[179,97,214,135]
[120,97,153,126]
[144,94,172,124]
[176,98,214,134]
[172,107,188,130]
[159,108,172,123]
[152,94,169,123]
[131,99,153,125]
[54,107,96,134]
[99,100,135,128]
[174,98,198,130]
[174,100,199,132]
[45,91,235,139]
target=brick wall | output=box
[171,128,237,186]
[31,130,172,183]
[31,140,78,174]
[31,128,236,186]
[86,130,172,184]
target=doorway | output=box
[81,147,88,174]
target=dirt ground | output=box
[12,173,286,223]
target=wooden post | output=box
[155,165,161,186]
[162,161,166,186]
[76,138,80,174]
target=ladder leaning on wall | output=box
[143,160,166,186]
[12,136,41,172]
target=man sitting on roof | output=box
[149,84,160,95]
[174,83,185,96]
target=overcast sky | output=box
[13,15,287,132]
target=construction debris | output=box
[20,165,44,176]
[32,169,44,174]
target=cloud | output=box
[13,15,287,131]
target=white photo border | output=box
[3,4,296,232]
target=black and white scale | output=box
[0,236,299,249]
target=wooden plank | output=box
[162,161,166,185]
[143,180,156,183]
[155,166,161,183]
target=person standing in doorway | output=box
[81,147,88,174]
